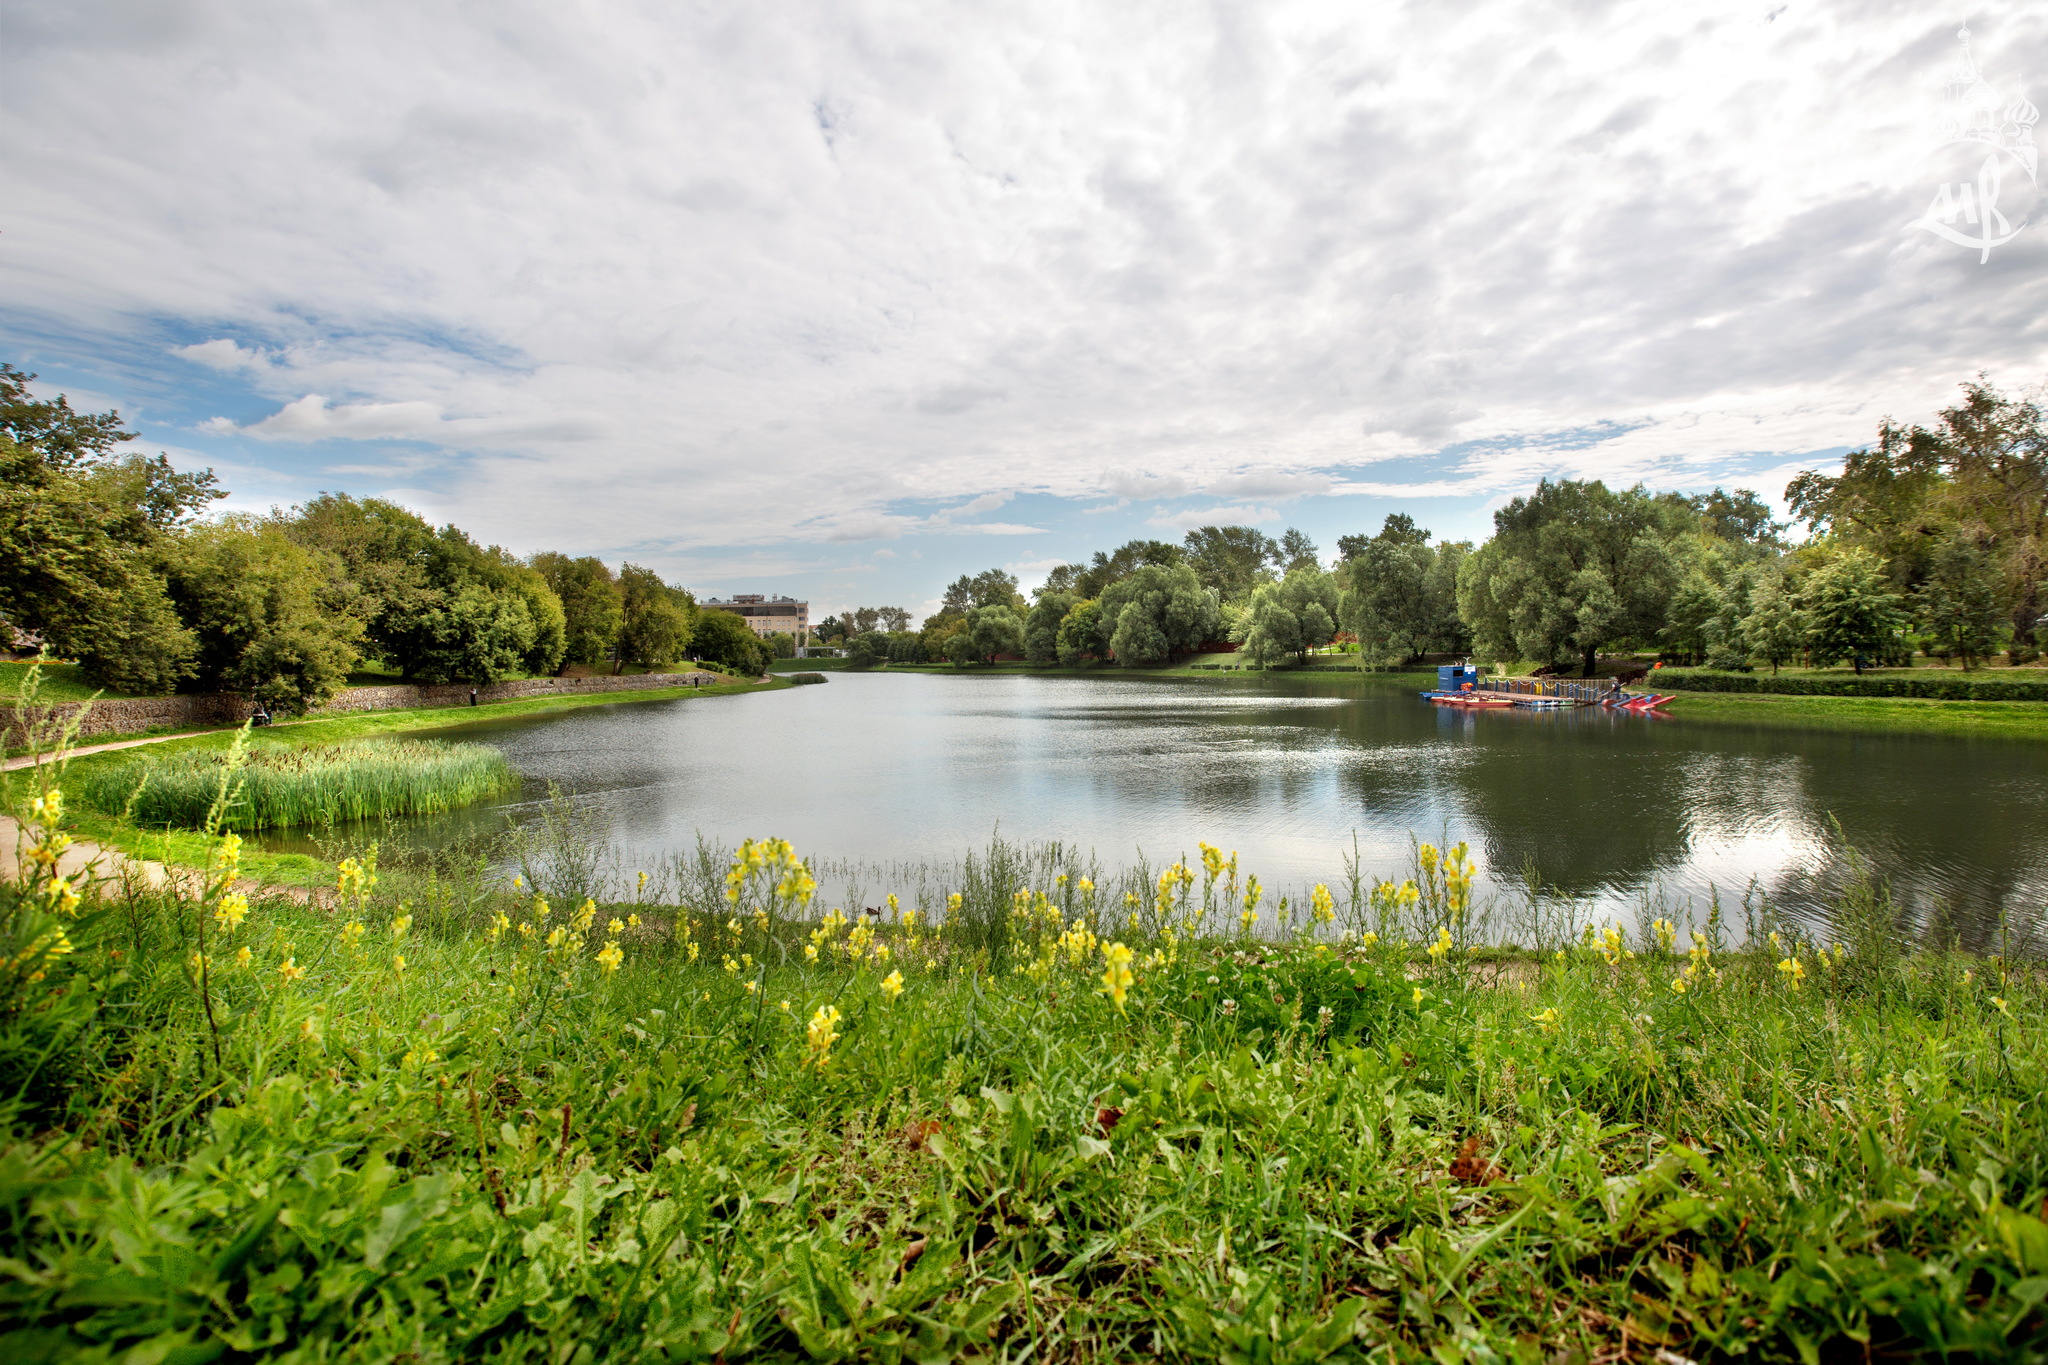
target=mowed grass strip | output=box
[74,738,519,830]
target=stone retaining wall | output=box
[7,670,732,745]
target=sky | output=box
[5,0,2046,624]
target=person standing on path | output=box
[469,687,478,706]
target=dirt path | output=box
[2,730,216,772]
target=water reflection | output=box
[258,672,2048,948]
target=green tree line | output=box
[903,378,2047,675]
[0,367,767,710]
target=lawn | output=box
[0,661,135,704]
[1,813,2041,1362]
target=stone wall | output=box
[7,670,732,746]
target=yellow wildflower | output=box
[805,1004,843,1067]
[628,913,641,928]
[1310,884,1336,924]
[1100,942,1135,1012]
[393,953,407,973]
[45,876,81,917]
[880,969,904,1001]
[234,944,253,969]
[277,956,306,984]
[1532,1006,1560,1033]
[743,979,758,994]
[390,912,412,941]
[596,940,624,972]
[1412,986,1426,1007]
[1427,926,1453,961]
[608,917,625,935]
[30,788,65,827]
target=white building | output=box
[701,594,808,648]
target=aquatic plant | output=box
[78,738,518,831]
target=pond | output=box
[270,672,2048,947]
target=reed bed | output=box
[76,738,519,831]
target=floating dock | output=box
[1420,665,1671,712]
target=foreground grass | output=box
[1,801,2043,1362]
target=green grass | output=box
[1665,688,2048,741]
[73,738,519,832]
[0,661,138,703]
[1,818,2042,1362]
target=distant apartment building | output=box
[701,594,808,647]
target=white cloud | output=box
[177,338,269,373]
[1148,503,1281,530]
[3,0,2044,571]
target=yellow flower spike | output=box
[743,979,757,994]
[45,876,82,917]
[393,954,407,973]
[608,918,625,935]
[1360,931,1379,948]
[341,921,365,948]
[391,913,412,941]
[805,1005,843,1066]
[533,897,551,922]
[1991,996,2011,1016]
[597,941,624,972]
[779,998,791,1012]
[1412,986,1426,1007]
[546,927,566,950]
[30,788,65,828]
[213,892,250,933]
[637,870,648,890]
[1418,844,1439,873]
[1310,884,1335,924]
[881,969,904,1001]
[1532,1006,1561,1033]
[277,956,306,984]
[234,945,253,969]
[804,943,818,962]
[1099,942,1135,1012]
[628,913,641,928]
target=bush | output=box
[787,672,827,685]
[78,739,518,830]
[1655,669,2048,701]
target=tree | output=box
[940,569,1025,615]
[163,518,364,712]
[1800,548,1905,673]
[1063,541,1183,600]
[0,369,222,692]
[1335,516,1465,666]
[964,604,1025,663]
[1024,592,1074,663]
[1689,488,1785,547]
[1056,600,1105,665]
[532,554,624,668]
[1181,525,1278,602]
[1239,564,1340,665]
[692,610,768,675]
[1913,533,2004,670]
[1278,527,1320,573]
[1456,479,1688,674]
[1741,573,1805,675]
[618,564,694,669]
[846,631,889,668]
[1097,563,1219,665]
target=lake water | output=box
[287,671,2048,947]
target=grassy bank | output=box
[0,661,135,704]
[10,677,787,883]
[1663,689,2048,742]
[2,798,2042,1362]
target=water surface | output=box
[279,672,2048,946]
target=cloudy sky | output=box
[5,0,2045,621]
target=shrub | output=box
[1655,669,2048,701]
